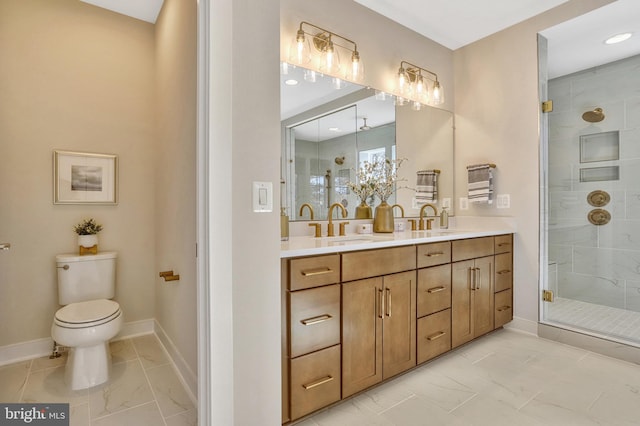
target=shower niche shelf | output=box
[579,131,619,163]
[580,166,619,183]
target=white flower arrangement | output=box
[349,157,406,203]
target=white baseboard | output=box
[0,318,155,367]
[504,316,538,336]
[154,320,198,404]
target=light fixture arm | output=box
[298,21,359,55]
[399,60,439,83]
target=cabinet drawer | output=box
[452,237,494,262]
[495,289,513,328]
[417,309,451,364]
[342,245,416,282]
[290,345,341,421]
[495,234,513,254]
[495,252,513,293]
[417,241,451,268]
[289,254,340,291]
[289,285,341,358]
[417,264,451,317]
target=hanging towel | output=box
[467,164,495,204]
[416,170,439,203]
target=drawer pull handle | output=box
[301,314,332,326]
[498,242,510,247]
[301,267,333,277]
[427,286,446,293]
[302,375,334,390]
[497,269,511,275]
[427,331,446,341]
[497,305,511,312]
[386,288,392,317]
[425,251,444,257]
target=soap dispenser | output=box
[439,207,449,229]
[280,207,289,241]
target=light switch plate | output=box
[252,181,273,212]
[459,197,469,210]
[497,194,511,209]
[442,198,451,208]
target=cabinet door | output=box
[473,256,495,338]
[382,270,416,380]
[342,277,383,398]
[452,260,474,348]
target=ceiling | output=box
[353,0,570,50]
[80,0,164,23]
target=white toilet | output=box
[51,251,123,390]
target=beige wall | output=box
[453,0,615,324]
[154,0,198,383]
[0,0,156,346]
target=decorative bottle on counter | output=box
[439,207,449,229]
[280,208,289,241]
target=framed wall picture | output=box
[53,150,118,205]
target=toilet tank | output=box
[56,252,117,305]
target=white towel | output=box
[467,164,494,204]
[416,170,439,202]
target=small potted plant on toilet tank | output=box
[73,218,102,255]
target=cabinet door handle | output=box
[386,288,392,317]
[497,269,511,275]
[468,267,475,290]
[377,288,384,319]
[300,314,332,326]
[497,305,511,312]
[426,331,446,341]
[475,268,481,290]
[425,251,444,257]
[302,375,334,390]
[301,267,333,277]
[427,286,446,293]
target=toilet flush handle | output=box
[57,264,69,270]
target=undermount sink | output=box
[411,229,466,236]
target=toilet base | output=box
[65,342,112,390]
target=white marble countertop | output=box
[281,227,514,258]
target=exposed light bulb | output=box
[397,67,410,96]
[290,29,310,65]
[348,50,364,82]
[432,81,443,105]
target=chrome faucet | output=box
[327,202,347,237]
[299,203,314,220]
[419,203,438,230]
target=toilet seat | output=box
[54,299,121,329]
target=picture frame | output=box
[53,150,118,205]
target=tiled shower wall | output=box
[548,54,640,313]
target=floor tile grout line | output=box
[376,393,417,415]
[447,392,479,414]
[517,391,541,411]
[89,400,164,424]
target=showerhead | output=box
[582,108,605,123]
[359,117,371,131]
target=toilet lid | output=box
[55,299,121,328]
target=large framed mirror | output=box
[281,65,454,221]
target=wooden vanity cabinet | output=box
[451,237,495,348]
[341,246,416,398]
[494,234,513,328]
[283,254,342,422]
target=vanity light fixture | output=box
[289,21,364,83]
[396,61,444,107]
[604,32,632,44]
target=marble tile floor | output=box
[297,328,640,426]
[0,334,196,426]
[547,297,640,344]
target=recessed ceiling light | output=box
[604,33,632,45]
[328,127,341,132]
[284,79,299,86]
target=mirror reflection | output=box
[281,65,454,221]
